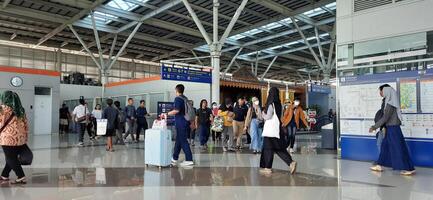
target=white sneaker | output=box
[180,161,194,166]
[289,148,295,153]
[77,142,84,147]
[171,158,178,165]
[223,147,228,152]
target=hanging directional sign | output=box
[161,64,212,84]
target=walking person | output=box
[282,99,309,153]
[168,84,194,166]
[85,103,95,141]
[59,104,70,134]
[233,97,248,150]
[211,102,222,143]
[72,99,90,146]
[260,87,297,175]
[245,97,263,154]
[218,98,235,152]
[124,98,137,143]
[136,100,149,143]
[369,86,415,176]
[0,91,29,184]
[102,99,119,152]
[373,84,391,163]
[113,101,126,145]
[91,104,102,140]
[196,99,213,150]
[187,100,197,146]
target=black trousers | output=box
[1,145,25,179]
[211,130,222,141]
[136,120,148,141]
[260,139,293,169]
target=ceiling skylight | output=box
[227,2,335,41]
[86,0,149,24]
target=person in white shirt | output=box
[72,99,90,146]
[91,104,102,140]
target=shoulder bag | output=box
[262,104,280,138]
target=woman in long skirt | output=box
[369,86,415,176]
[245,97,263,153]
[260,87,297,175]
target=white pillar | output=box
[211,50,221,104]
[101,71,109,98]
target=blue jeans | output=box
[198,124,210,146]
[249,119,263,151]
[287,126,297,148]
[173,126,193,161]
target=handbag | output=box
[18,144,33,165]
[262,104,280,138]
[76,106,88,123]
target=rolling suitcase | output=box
[145,129,172,168]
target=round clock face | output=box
[11,76,23,87]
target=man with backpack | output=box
[168,84,194,166]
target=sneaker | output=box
[400,170,416,176]
[370,165,383,172]
[259,168,272,175]
[191,141,195,146]
[171,158,178,165]
[223,147,228,152]
[77,142,84,147]
[289,148,295,153]
[289,161,297,174]
[180,161,194,166]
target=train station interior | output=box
[0,0,433,199]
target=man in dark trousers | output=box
[136,100,149,143]
[124,98,136,142]
[168,84,194,167]
[233,96,249,150]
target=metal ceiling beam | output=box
[257,40,331,60]
[260,56,278,81]
[222,17,334,52]
[116,0,182,33]
[223,47,243,75]
[90,12,105,68]
[2,0,11,8]
[291,17,324,69]
[314,27,326,65]
[68,25,103,70]
[36,0,105,46]
[181,0,212,45]
[219,0,249,48]
[189,3,250,26]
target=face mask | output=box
[294,101,300,106]
[254,101,259,106]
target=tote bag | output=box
[262,104,280,138]
[96,119,107,136]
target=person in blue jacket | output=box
[136,100,149,143]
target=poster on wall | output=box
[399,79,417,113]
[420,77,433,113]
[339,82,396,119]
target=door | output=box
[34,87,52,135]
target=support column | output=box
[322,71,331,83]
[211,48,221,104]
[101,71,109,98]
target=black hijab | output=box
[265,87,282,120]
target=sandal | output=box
[11,177,26,185]
[0,176,9,181]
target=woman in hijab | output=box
[0,91,29,184]
[369,86,415,176]
[260,87,297,175]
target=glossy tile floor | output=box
[0,134,432,200]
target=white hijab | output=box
[383,87,403,121]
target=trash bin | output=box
[321,123,336,149]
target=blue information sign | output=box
[157,102,175,126]
[161,64,212,84]
[309,84,331,94]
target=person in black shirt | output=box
[195,99,213,150]
[59,104,70,134]
[103,99,119,152]
[233,97,249,149]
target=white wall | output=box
[0,72,60,134]
[337,0,433,44]
[60,84,102,102]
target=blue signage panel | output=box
[339,70,421,86]
[157,102,175,126]
[309,84,331,94]
[161,64,212,84]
